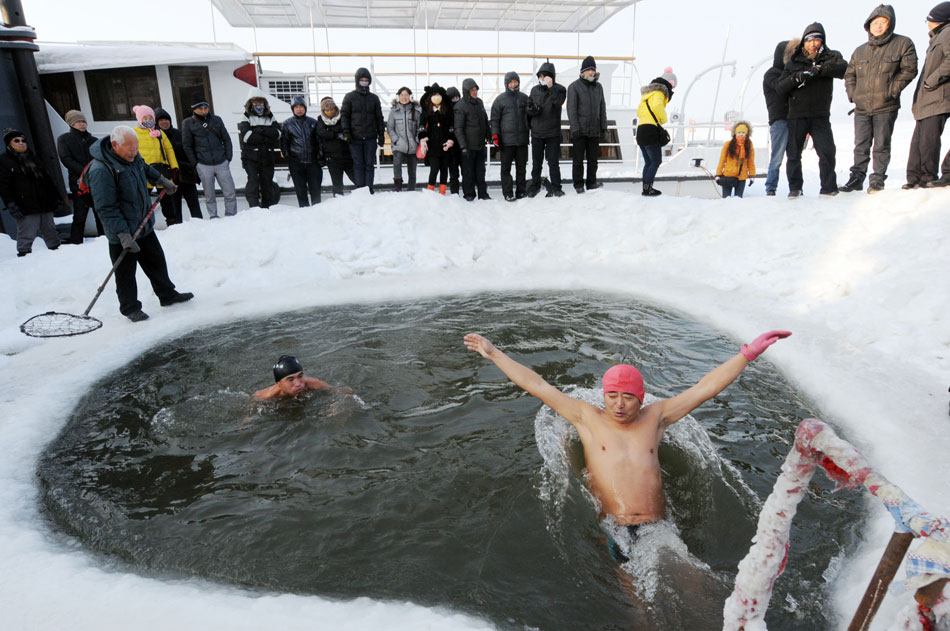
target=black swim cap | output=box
[273,355,304,382]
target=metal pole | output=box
[629,3,637,106]
[708,24,731,140]
[425,6,430,84]
[210,1,217,43]
[847,532,915,631]
[310,6,318,102]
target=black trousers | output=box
[448,150,461,193]
[530,136,562,192]
[108,230,178,316]
[906,113,950,185]
[69,193,103,243]
[571,135,600,188]
[244,159,276,208]
[461,147,488,198]
[326,157,354,196]
[500,144,528,197]
[157,189,180,225]
[427,149,450,186]
[172,181,203,219]
[288,160,323,206]
[851,110,898,186]
[786,117,838,194]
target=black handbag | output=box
[645,100,671,146]
[149,134,174,181]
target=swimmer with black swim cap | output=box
[253,355,353,400]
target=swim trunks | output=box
[607,524,641,563]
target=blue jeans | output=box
[720,177,746,198]
[349,139,378,189]
[765,119,788,193]
[640,143,662,184]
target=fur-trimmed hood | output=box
[783,38,801,65]
[391,97,419,108]
[641,80,672,101]
[243,96,273,118]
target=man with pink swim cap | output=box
[464,330,790,536]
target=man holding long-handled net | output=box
[87,125,193,322]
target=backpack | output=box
[76,159,118,208]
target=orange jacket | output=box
[716,140,755,180]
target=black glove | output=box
[748,178,754,186]
[117,232,140,253]
[7,203,25,220]
[793,71,811,84]
[377,134,386,148]
[714,175,721,184]
[811,64,822,76]
[157,175,178,194]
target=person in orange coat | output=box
[715,121,756,198]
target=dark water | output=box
[38,292,863,630]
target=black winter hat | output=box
[3,128,25,146]
[581,56,596,72]
[928,2,950,23]
[291,95,308,112]
[154,107,172,122]
[446,86,461,101]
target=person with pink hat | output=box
[463,329,790,554]
[132,104,180,225]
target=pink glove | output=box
[740,330,791,361]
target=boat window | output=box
[85,66,161,121]
[40,72,81,120]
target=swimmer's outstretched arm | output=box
[658,330,791,427]
[464,333,591,426]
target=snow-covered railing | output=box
[723,418,950,631]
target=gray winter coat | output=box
[845,5,917,115]
[453,78,490,151]
[490,71,530,147]
[911,22,950,120]
[567,73,607,137]
[87,136,162,245]
[387,99,421,154]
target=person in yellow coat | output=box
[133,105,181,224]
[636,68,676,197]
[715,121,756,198]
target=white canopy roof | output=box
[211,0,640,33]
[35,41,252,74]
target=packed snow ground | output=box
[1,137,948,629]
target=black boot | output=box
[838,175,864,192]
[642,182,661,197]
[394,178,403,192]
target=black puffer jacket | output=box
[56,126,96,192]
[181,112,232,166]
[527,62,567,139]
[775,22,848,119]
[567,72,607,137]
[763,40,793,124]
[490,71,530,146]
[911,21,950,120]
[0,147,63,215]
[315,111,350,163]
[341,68,385,143]
[453,78,490,151]
[238,98,281,164]
[155,108,198,185]
[845,5,918,115]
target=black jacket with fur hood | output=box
[238,96,280,163]
[775,23,848,119]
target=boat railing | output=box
[723,418,950,631]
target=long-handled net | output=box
[20,191,166,338]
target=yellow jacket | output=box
[716,141,756,180]
[133,127,178,187]
[637,90,668,126]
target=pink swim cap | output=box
[602,364,645,402]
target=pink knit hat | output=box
[133,105,162,137]
[602,364,645,402]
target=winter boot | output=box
[642,182,661,197]
[439,184,447,195]
[838,175,863,192]
[394,178,403,192]
[427,184,436,192]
